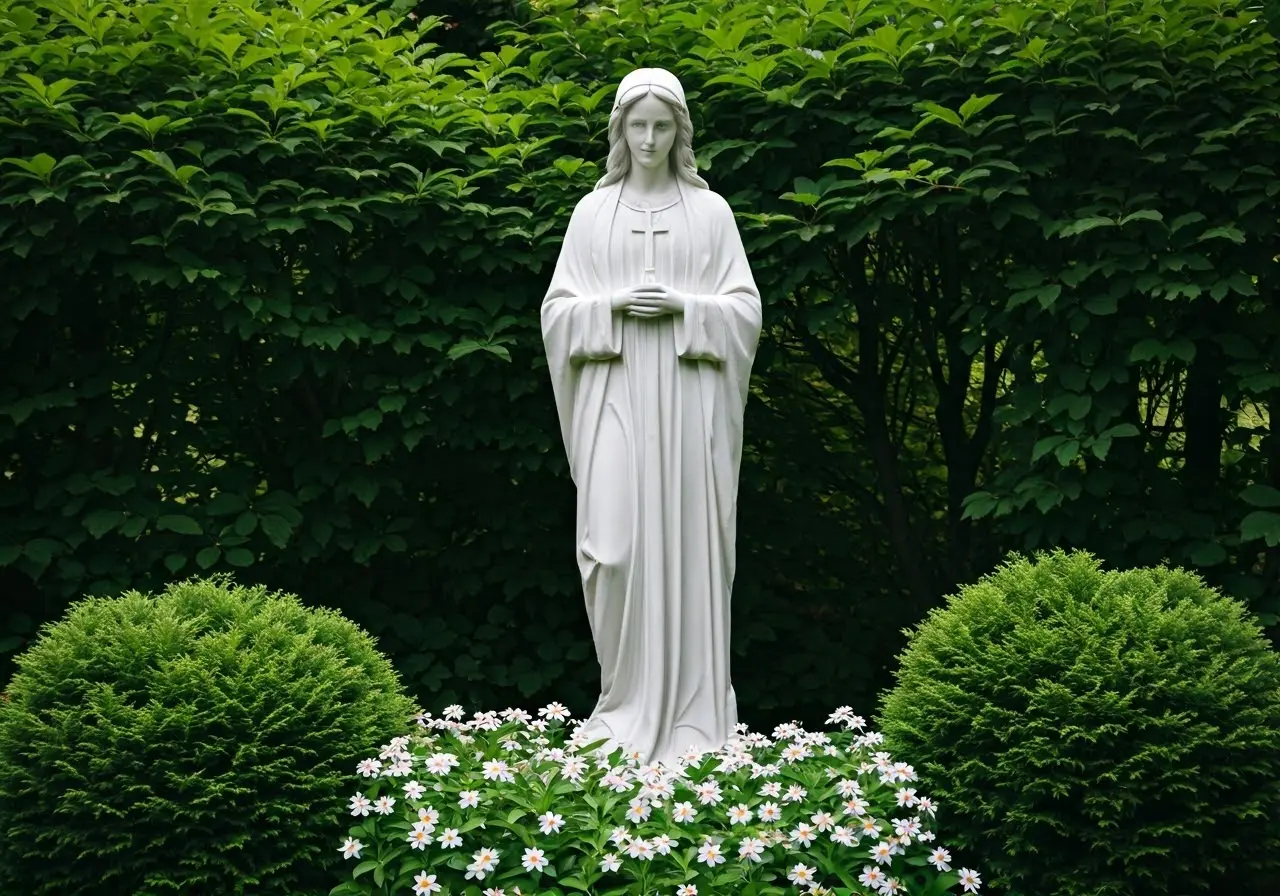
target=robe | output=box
[541,178,762,766]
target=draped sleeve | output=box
[542,197,621,363]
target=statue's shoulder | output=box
[690,187,735,220]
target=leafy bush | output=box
[0,574,420,896]
[876,550,1280,896]
[332,705,984,896]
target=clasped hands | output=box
[610,283,689,318]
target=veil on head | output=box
[595,67,709,191]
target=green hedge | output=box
[877,551,1280,896]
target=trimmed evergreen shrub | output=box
[0,575,419,896]
[876,550,1280,896]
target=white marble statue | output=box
[541,67,763,766]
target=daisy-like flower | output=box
[928,847,952,872]
[738,836,765,862]
[348,793,372,817]
[412,872,442,895]
[373,795,397,815]
[407,828,433,850]
[830,825,856,847]
[893,762,916,782]
[787,863,817,886]
[883,878,906,894]
[843,797,869,817]
[626,798,652,823]
[677,886,698,896]
[836,778,862,798]
[609,826,630,845]
[402,780,426,800]
[784,784,808,803]
[895,787,919,808]
[538,811,565,835]
[602,772,631,792]
[600,853,621,872]
[694,778,723,805]
[521,847,549,872]
[790,822,817,847]
[437,828,463,849]
[758,780,782,798]
[917,796,936,816]
[458,789,480,809]
[539,702,571,721]
[757,801,782,823]
[958,868,982,893]
[425,753,459,775]
[356,758,383,778]
[626,837,654,860]
[338,837,364,859]
[780,743,810,763]
[482,889,505,896]
[417,806,440,828]
[482,760,514,783]
[859,866,886,888]
[859,817,882,838]
[810,811,835,831]
[465,847,500,880]
[893,817,922,842]
[827,705,854,725]
[671,801,698,823]
[651,833,677,855]
[682,747,706,764]
[870,841,895,865]
[696,839,726,866]
[560,757,588,781]
[442,704,465,720]
[727,804,753,825]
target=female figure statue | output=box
[541,68,762,766]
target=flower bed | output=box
[331,704,982,896]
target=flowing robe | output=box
[541,179,762,765]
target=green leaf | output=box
[224,548,255,567]
[259,515,293,549]
[83,509,125,538]
[1241,485,1280,509]
[1240,511,1280,546]
[157,514,203,536]
[196,546,221,570]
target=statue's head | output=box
[595,67,709,191]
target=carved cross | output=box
[631,208,669,284]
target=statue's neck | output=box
[623,163,678,202]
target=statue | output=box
[541,67,763,766]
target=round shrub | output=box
[876,549,1280,896]
[333,705,985,896]
[0,574,420,896]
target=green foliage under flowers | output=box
[876,550,1280,896]
[0,575,420,896]
[333,706,983,896]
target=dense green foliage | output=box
[2,0,1278,724]
[0,575,418,896]
[876,551,1280,896]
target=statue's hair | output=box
[593,88,709,191]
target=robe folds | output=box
[541,178,762,765]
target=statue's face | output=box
[624,92,677,172]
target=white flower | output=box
[836,779,862,798]
[870,840,895,865]
[757,801,782,823]
[609,825,630,845]
[917,796,937,816]
[425,753,459,775]
[677,886,698,896]
[437,828,462,849]
[626,837,654,860]
[539,702,570,721]
[958,868,982,893]
[759,780,782,797]
[738,836,765,862]
[402,780,426,800]
[928,847,952,871]
[895,787,919,808]
[521,847,549,872]
[465,847,500,880]
[788,863,817,885]
[830,825,856,847]
[482,760,514,783]
[356,758,382,778]
[442,704,465,720]
[694,778,723,805]
[602,772,631,792]
[373,795,396,815]
[790,822,817,847]
[407,828,433,850]
[626,798,652,823]
[893,817,922,843]
[417,806,440,828]
[784,784,807,803]
[339,837,364,859]
[859,818,882,838]
[561,757,588,781]
[348,793,372,817]
[458,789,480,808]
[671,801,698,823]
[538,811,565,835]
[652,833,677,855]
[600,853,621,872]
[726,803,753,825]
[412,872,442,895]
[843,797,869,817]
[859,865,886,888]
[810,811,835,831]
[696,840,726,866]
